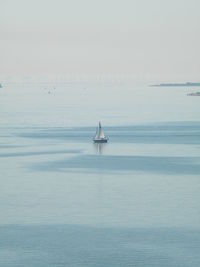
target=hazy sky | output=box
[1,0,200,82]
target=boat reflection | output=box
[93,142,106,155]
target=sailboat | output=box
[93,122,109,143]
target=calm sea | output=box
[0,83,200,266]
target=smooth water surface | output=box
[0,83,200,266]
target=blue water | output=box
[0,84,200,266]
[1,225,200,267]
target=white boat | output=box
[93,122,108,143]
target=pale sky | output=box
[1,0,200,82]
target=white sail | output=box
[99,129,105,138]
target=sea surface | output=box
[0,83,200,266]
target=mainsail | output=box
[98,122,105,138]
[99,128,105,138]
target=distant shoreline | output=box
[151,82,200,87]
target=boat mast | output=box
[98,122,102,138]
